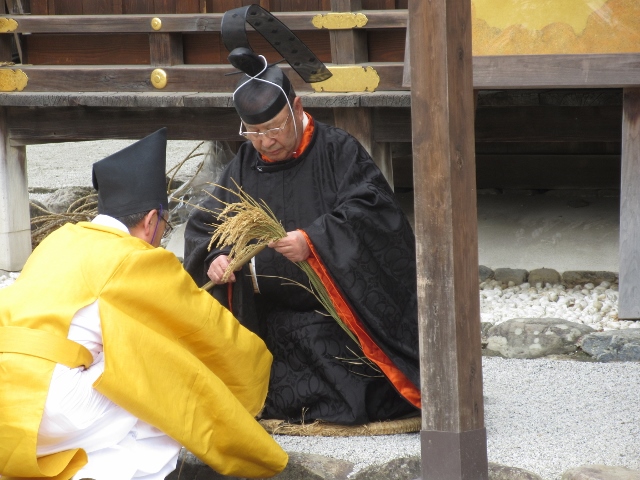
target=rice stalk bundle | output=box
[208,181,369,354]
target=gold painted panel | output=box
[472,0,640,55]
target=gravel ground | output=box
[7,140,639,479]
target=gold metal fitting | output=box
[312,12,368,29]
[150,68,167,89]
[0,18,19,33]
[0,68,28,92]
[311,66,379,93]
[151,17,162,31]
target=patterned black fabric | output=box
[184,120,419,424]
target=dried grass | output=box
[259,417,421,437]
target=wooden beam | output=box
[0,107,31,271]
[373,105,624,143]
[5,55,640,91]
[3,10,408,33]
[409,0,488,477]
[6,105,335,144]
[618,88,640,319]
[149,32,184,66]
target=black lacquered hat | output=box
[221,4,331,124]
[92,128,168,217]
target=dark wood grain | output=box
[149,32,184,66]
[23,34,150,65]
[618,88,640,319]
[409,0,487,475]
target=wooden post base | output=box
[420,428,489,480]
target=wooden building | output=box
[1,0,639,316]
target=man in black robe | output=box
[184,45,420,425]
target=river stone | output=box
[489,463,545,479]
[494,268,528,286]
[486,318,595,359]
[562,271,618,287]
[528,268,561,286]
[580,329,640,362]
[561,464,640,479]
[44,186,95,214]
[480,265,495,282]
[165,450,354,480]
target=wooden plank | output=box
[82,0,118,14]
[409,0,488,477]
[153,0,174,14]
[149,32,184,66]
[51,0,83,14]
[176,0,199,13]
[0,108,31,271]
[9,56,637,91]
[618,88,640,319]
[367,29,405,62]
[474,54,640,89]
[29,0,48,14]
[183,33,222,64]
[6,11,407,33]
[0,37,11,63]
[330,0,368,64]
[373,105,624,143]
[23,34,150,65]
[122,0,154,14]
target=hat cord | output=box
[233,55,298,144]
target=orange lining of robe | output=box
[262,113,314,163]
[299,230,421,409]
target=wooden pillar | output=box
[408,0,488,478]
[329,0,393,188]
[619,88,640,319]
[0,108,31,271]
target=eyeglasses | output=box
[239,111,291,140]
[159,216,174,239]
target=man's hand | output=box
[269,230,310,263]
[207,255,236,284]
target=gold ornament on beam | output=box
[311,66,379,93]
[150,68,167,89]
[0,69,28,92]
[311,12,368,29]
[0,18,19,33]
[151,17,162,31]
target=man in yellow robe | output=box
[0,128,288,480]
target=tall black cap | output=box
[229,47,294,125]
[92,128,168,218]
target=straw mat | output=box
[259,416,421,437]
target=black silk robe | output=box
[184,119,420,424]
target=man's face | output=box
[242,98,303,162]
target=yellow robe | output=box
[0,222,288,479]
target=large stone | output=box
[486,318,595,359]
[352,457,420,480]
[562,271,618,287]
[528,268,562,286]
[489,463,545,480]
[44,186,95,214]
[165,450,354,480]
[351,458,543,480]
[480,265,495,282]
[494,268,528,286]
[561,464,640,479]
[580,329,640,362]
